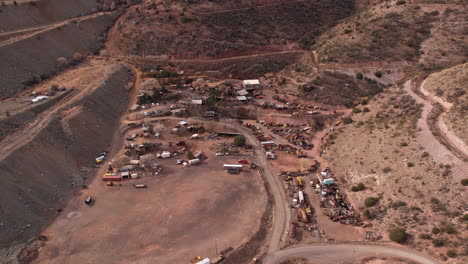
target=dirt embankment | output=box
[0,0,97,31]
[0,65,131,252]
[0,11,120,100]
[0,90,72,141]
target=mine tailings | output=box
[0,65,132,253]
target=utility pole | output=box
[215,238,218,255]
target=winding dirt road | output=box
[404,80,468,183]
[144,116,439,264]
[267,244,440,264]
[419,78,468,158]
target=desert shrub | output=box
[446,250,457,258]
[419,233,431,240]
[187,151,194,160]
[343,117,353,124]
[375,71,383,78]
[181,16,192,23]
[382,167,392,173]
[353,107,362,114]
[365,197,379,207]
[390,201,407,209]
[361,99,368,105]
[421,152,429,158]
[432,238,445,247]
[407,162,415,167]
[72,53,84,63]
[352,183,366,192]
[432,227,440,234]
[396,0,406,5]
[389,227,407,243]
[461,179,468,186]
[444,226,456,234]
[463,214,468,221]
[234,135,246,147]
[364,209,372,219]
[356,72,363,79]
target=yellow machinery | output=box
[296,177,303,187]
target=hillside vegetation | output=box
[108,0,355,58]
[313,1,461,64]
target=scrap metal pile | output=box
[261,121,314,150]
[312,168,362,226]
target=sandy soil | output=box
[33,121,267,264]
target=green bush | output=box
[463,214,468,221]
[353,107,362,114]
[396,0,406,5]
[444,226,456,234]
[356,72,363,79]
[382,167,392,173]
[234,135,246,147]
[389,227,407,243]
[432,238,445,247]
[343,117,353,124]
[419,233,431,240]
[365,197,379,207]
[446,249,457,258]
[432,227,440,234]
[407,162,415,167]
[461,179,468,186]
[351,183,365,192]
[363,209,371,219]
[187,151,194,160]
[375,71,383,78]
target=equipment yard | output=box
[1,1,466,264]
[34,120,266,264]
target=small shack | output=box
[242,79,260,90]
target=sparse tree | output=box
[389,228,407,243]
[233,135,246,147]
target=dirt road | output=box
[267,244,440,264]
[0,11,112,48]
[403,80,467,183]
[0,63,125,161]
[419,78,468,157]
[146,116,292,253]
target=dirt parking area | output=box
[34,127,266,264]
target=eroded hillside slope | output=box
[0,64,131,251]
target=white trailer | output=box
[188,158,200,165]
[161,151,171,159]
[195,258,210,264]
[298,191,305,204]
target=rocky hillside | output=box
[107,0,356,58]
